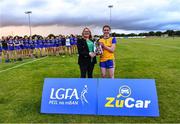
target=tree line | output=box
[111,30,180,37]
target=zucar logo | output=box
[105,85,151,108]
[49,85,88,105]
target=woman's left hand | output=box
[99,42,104,48]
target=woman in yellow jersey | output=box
[99,25,116,78]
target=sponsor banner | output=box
[98,79,159,116]
[41,78,97,115]
[41,78,159,117]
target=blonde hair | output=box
[82,27,92,39]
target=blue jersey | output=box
[38,40,43,45]
[23,40,29,45]
[51,39,55,44]
[23,39,29,45]
[19,40,24,49]
[70,37,74,45]
[34,40,38,45]
[42,39,46,44]
[55,38,60,47]
[61,38,66,46]
[14,40,21,50]
[59,38,62,46]
[8,39,14,50]
[14,40,20,46]
[19,40,24,45]
[50,39,55,47]
[42,39,47,47]
[0,41,2,51]
[29,40,33,45]
[47,40,51,46]
[23,39,29,49]
[55,39,59,44]
[44,40,50,48]
[38,39,44,48]
[73,37,77,45]
[29,40,35,49]
[8,39,14,46]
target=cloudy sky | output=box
[0,0,180,36]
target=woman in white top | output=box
[65,35,71,56]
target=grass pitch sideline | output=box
[0,37,180,123]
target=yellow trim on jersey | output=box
[99,37,115,62]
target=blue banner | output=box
[41,78,159,117]
[41,78,97,115]
[98,79,159,116]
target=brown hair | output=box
[82,27,92,39]
[103,25,111,30]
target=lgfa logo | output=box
[49,85,88,105]
[105,85,151,108]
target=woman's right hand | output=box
[89,52,96,58]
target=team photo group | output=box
[0,34,78,62]
[0,25,116,78]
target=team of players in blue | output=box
[0,34,78,63]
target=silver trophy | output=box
[94,37,103,55]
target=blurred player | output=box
[29,37,34,58]
[8,36,15,62]
[61,35,66,56]
[14,36,22,61]
[1,37,9,63]
[65,35,71,56]
[0,39,2,63]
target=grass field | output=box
[0,37,180,123]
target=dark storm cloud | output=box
[0,0,180,30]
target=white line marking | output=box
[0,56,48,73]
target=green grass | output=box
[0,37,180,123]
